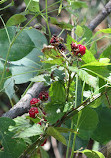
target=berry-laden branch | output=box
[2,82,49,118]
[1,1,111,120]
[88,0,111,31]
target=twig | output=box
[88,0,111,31]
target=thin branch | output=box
[88,0,111,31]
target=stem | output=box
[70,74,78,158]
[45,0,51,39]
[66,71,71,101]
[66,120,74,158]
[21,81,34,98]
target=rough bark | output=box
[88,0,111,31]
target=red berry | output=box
[78,45,86,56]
[30,98,41,106]
[29,107,39,118]
[41,139,47,146]
[38,91,49,101]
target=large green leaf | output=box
[46,127,66,145]
[49,81,66,103]
[73,107,99,130]
[92,107,111,144]
[4,27,47,85]
[0,117,26,158]
[0,27,35,61]
[24,0,40,12]
[6,14,27,26]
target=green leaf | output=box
[6,14,27,26]
[69,67,98,88]
[73,107,99,130]
[4,77,15,99]
[55,127,76,133]
[0,117,26,158]
[66,34,76,51]
[0,27,34,61]
[30,74,47,82]
[92,107,111,144]
[14,124,44,138]
[46,127,66,145]
[9,117,31,133]
[45,102,64,124]
[50,17,73,30]
[82,61,111,67]
[81,149,105,158]
[8,28,47,84]
[100,45,111,59]
[24,0,40,12]
[49,81,66,103]
[82,50,96,63]
[75,25,84,37]
[99,28,111,33]
[89,42,97,55]
[82,66,110,80]
[82,25,92,42]
[69,1,88,10]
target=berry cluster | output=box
[38,91,49,101]
[29,91,48,119]
[71,42,86,56]
[29,91,49,146]
[50,35,65,51]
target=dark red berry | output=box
[38,91,49,101]
[71,42,78,50]
[50,35,59,44]
[58,43,65,51]
[41,139,47,146]
[30,98,41,106]
[29,107,39,118]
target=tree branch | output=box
[2,82,48,118]
[88,0,111,31]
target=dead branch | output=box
[88,0,111,31]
